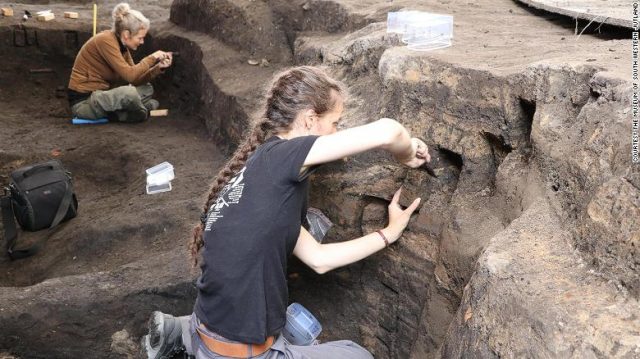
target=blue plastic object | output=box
[283,303,322,346]
[71,117,109,125]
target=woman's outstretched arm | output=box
[293,188,420,274]
[304,118,430,168]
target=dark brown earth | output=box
[0,38,222,288]
[0,0,639,358]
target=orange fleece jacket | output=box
[68,30,162,93]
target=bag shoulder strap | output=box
[50,181,73,229]
[0,190,41,259]
[1,191,19,258]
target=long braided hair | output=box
[189,66,345,268]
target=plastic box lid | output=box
[146,162,174,185]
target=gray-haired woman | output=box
[67,2,172,123]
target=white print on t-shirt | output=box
[205,167,246,231]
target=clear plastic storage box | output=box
[146,162,174,194]
[282,303,322,346]
[146,162,174,186]
[387,11,453,51]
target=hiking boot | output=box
[144,99,160,111]
[141,311,186,359]
[106,109,148,123]
[106,112,119,123]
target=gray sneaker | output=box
[141,311,185,359]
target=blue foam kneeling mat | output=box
[71,117,109,125]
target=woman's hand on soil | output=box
[401,138,431,168]
[159,57,172,69]
[152,50,170,62]
[385,187,421,244]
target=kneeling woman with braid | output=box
[142,66,430,359]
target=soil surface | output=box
[0,37,222,287]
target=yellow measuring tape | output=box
[92,4,97,36]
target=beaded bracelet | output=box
[376,229,389,247]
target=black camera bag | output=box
[1,160,78,259]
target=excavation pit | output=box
[0,1,639,358]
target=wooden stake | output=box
[92,4,97,36]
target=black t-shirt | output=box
[194,135,319,344]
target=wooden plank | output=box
[37,13,55,22]
[149,109,169,117]
[64,11,79,19]
[1,8,14,17]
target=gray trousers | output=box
[71,83,154,123]
[182,314,373,359]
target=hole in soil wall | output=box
[481,131,513,159]
[519,97,536,147]
[438,147,464,172]
[589,86,602,102]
